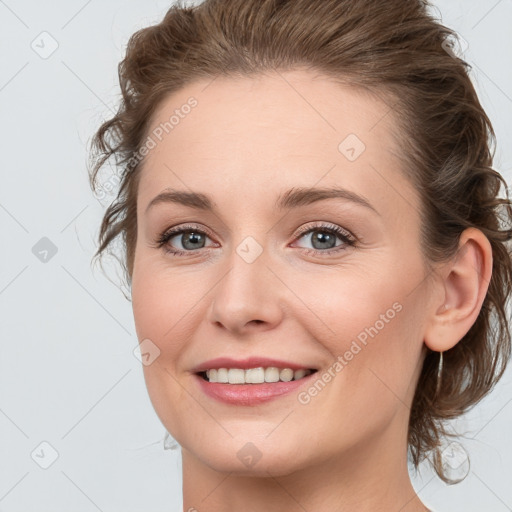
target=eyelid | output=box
[293,221,355,241]
[160,222,215,239]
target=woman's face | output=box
[131,69,436,475]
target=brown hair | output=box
[88,0,512,482]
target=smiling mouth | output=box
[198,367,318,384]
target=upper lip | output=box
[192,357,317,373]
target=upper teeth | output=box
[205,367,312,384]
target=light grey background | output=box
[0,1,511,511]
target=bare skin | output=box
[130,69,492,512]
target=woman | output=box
[88,0,512,510]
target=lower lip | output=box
[194,372,317,405]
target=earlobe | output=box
[424,227,493,352]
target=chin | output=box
[182,434,314,477]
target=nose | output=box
[206,244,285,335]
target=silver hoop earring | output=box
[435,351,444,396]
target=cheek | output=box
[292,268,403,356]
[330,295,424,431]
[131,262,202,438]
[301,303,422,455]
[131,259,205,357]
[299,269,423,409]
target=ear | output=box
[424,227,493,352]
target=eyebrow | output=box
[145,186,379,215]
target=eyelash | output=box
[154,222,357,258]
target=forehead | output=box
[137,69,418,219]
